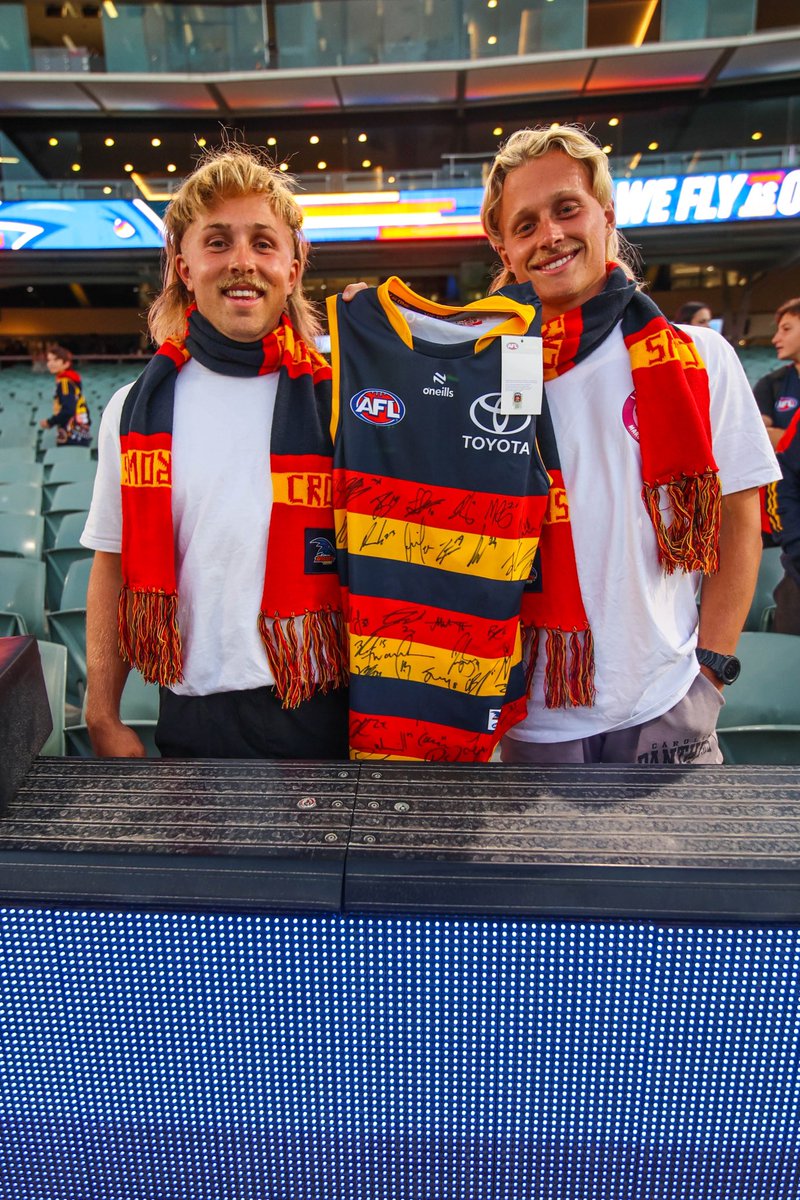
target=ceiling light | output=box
[751,131,763,141]
[124,162,133,172]
[167,163,177,173]
[104,136,115,147]
[487,35,497,44]
[388,175,396,183]
[550,122,560,130]
[102,185,112,194]
[602,145,612,154]
[279,162,288,172]
[151,137,161,147]
[317,161,327,170]
[197,137,206,148]
[309,135,320,145]
[48,137,59,147]
[26,286,34,294]
[358,133,367,143]
[648,141,659,150]
[0,156,20,164]
[361,159,371,168]
[71,162,81,172]
[609,117,620,127]
[102,0,119,15]
[267,136,277,147]
[488,0,498,7]
[493,126,503,136]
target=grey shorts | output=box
[501,671,724,765]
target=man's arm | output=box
[697,487,763,689]
[84,550,146,757]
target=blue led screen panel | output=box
[0,199,165,251]
[2,908,799,1199]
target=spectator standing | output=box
[674,301,713,328]
[39,344,92,446]
[754,299,800,450]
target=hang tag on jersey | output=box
[500,335,543,415]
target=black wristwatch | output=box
[696,647,741,685]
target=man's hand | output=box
[39,418,50,429]
[342,282,368,302]
[87,716,147,758]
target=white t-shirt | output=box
[81,358,279,697]
[507,323,779,743]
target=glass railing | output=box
[0,0,786,76]
[1,145,795,203]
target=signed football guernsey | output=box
[328,276,548,761]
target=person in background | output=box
[754,298,800,451]
[39,343,92,446]
[673,300,713,328]
[80,145,348,759]
[480,124,778,765]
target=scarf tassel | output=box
[118,588,182,686]
[523,624,595,709]
[259,609,349,710]
[642,472,721,575]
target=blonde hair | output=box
[480,124,638,292]
[148,144,321,346]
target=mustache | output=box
[529,246,580,268]
[218,277,266,293]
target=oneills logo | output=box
[120,448,171,487]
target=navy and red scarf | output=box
[117,305,347,707]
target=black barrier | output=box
[1,760,799,1198]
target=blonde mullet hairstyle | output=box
[480,124,639,293]
[147,144,321,347]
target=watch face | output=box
[721,657,741,684]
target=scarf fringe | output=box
[118,588,183,686]
[642,472,721,575]
[522,625,595,708]
[259,609,349,709]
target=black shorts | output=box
[155,685,349,760]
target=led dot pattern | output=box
[1,909,799,1199]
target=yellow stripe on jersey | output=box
[376,276,536,353]
[350,630,520,695]
[336,508,539,582]
[326,292,341,446]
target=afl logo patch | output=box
[350,389,406,426]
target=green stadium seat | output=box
[0,447,36,465]
[0,559,47,639]
[42,457,96,509]
[716,632,800,763]
[0,513,45,561]
[42,445,93,479]
[43,479,94,548]
[47,557,93,706]
[36,639,68,757]
[744,546,784,633]
[0,483,41,516]
[0,462,45,487]
[44,511,92,611]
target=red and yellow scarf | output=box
[118,305,347,707]
[520,265,721,708]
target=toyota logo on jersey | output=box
[350,388,406,426]
[469,392,532,435]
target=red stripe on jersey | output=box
[347,593,520,659]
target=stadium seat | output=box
[43,479,95,548]
[44,510,92,611]
[42,445,92,479]
[0,447,36,465]
[716,632,800,764]
[65,671,161,758]
[47,557,93,706]
[36,639,68,757]
[0,559,47,639]
[42,457,96,509]
[0,483,41,516]
[0,513,45,561]
[0,461,45,487]
[743,546,784,632]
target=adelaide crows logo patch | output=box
[350,388,406,426]
[305,529,338,573]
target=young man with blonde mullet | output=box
[481,125,778,764]
[81,146,348,758]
